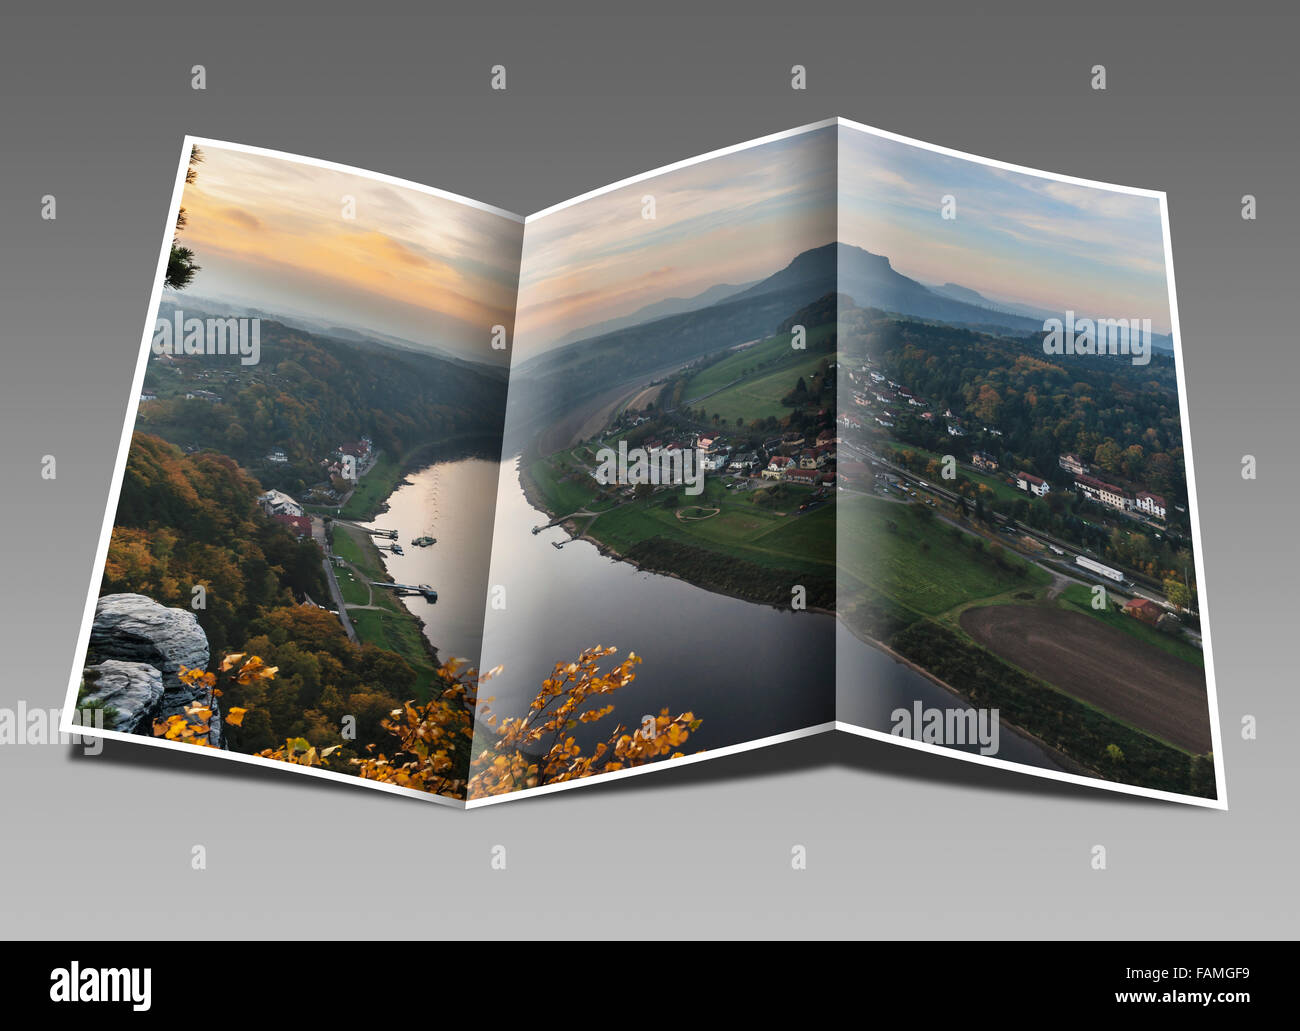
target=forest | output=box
[99,432,419,761]
[840,305,1189,504]
[137,314,508,496]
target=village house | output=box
[1059,453,1089,476]
[139,390,157,402]
[1016,472,1051,497]
[266,449,289,464]
[972,450,999,472]
[785,467,819,486]
[1075,474,1132,511]
[258,489,304,519]
[1135,490,1167,520]
[1123,597,1164,625]
[702,451,731,472]
[764,455,795,480]
[729,452,758,472]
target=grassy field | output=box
[335,565,371,606]
[527,450,600,514]
[329,523,373,571]
[331,523,438,698]
[521,323,841,603]
[1057,583,1204,667]
[334,452,402,520]
[837,493,1048,619]
[591,477,834,572]
[526,443,836,590]
[683,324,837,425]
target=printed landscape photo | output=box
[834,122,1217,799]
[74,143,531,803]
[65,121,1221,807]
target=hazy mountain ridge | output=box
[549,279,759,348]
[158,292,508,374]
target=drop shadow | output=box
[71,725,1180,813]
[552,729,1167,809]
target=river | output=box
[367,455,1064,773]
[360,458,498,668]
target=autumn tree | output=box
[252,645,701,802]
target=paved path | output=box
[311,514,357,644]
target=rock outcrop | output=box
[80,660,164,734]
[88,593,220,744]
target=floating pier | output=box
[370,581,438,602]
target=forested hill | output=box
[139,314,508,475]
[505,250,840,429]
[841,304,1189,503]
[102,431,422,757]
[105,433,328,659]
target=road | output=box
[310,514,358,644]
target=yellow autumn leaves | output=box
[164,645,702,802]
[153,655,276,745]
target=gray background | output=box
[0,0,1294,939]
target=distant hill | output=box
[552,279,758,348]
[508,241,1046,434]
[828,244,1047,334]
[142,305,508,484]
[927,280,1174,353]
[506,254,840,442]
[159,292,506,373]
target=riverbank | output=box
[838,616,1089,777]
[329,520,441,699]
[520,439,1094,780]
[519,454,834,614]
[329,431,506,522]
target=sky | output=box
[515,122,1173,357]
[516,126,837,356]
[171,144,524,363]
[173,128,1173,367]
[838,125,1173,334]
